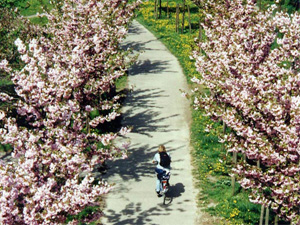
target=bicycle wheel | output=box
[163,194,167,205]
[162,183,171,205]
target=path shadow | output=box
[129,59,176,76]
[122,22,158,52]
[159,183,186,206]
[100,143,155,182]
[122,39,157,52]
[168,183,185,198]
[104,202,171,225]
[122,88,180,137]
[128,22,147,35]
[104,191,189,224]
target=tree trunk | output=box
[188,5,191,33]
[233,152,237,164]
[274,215,279,225]
[181,0,185,33]
[167,0,169,18]
[87,117,90,134]
[176,4,179,33]
[265,207,269,225]
[231,175,236,196]
[155,0,158,19]
[231,151,237,196]
[198,19,202,41]
[259,205,265,225]
[159,0,162,18]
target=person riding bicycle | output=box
[152,145,171,197]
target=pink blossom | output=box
[14,38,26,54]
[0,59,12,73]
[0,0,140,224]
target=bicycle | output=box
[160,170,172,205]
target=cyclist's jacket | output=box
[153,152,171,170]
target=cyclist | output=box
[152,145,171,197]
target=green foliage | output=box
[0,143,13,152]
[0,7,42,114]
[28,15,48,25]
[115,74,128,92]
[18,0,52,16]
[209,193,261,224]
[0,9,20,64]
[90,110,100,120]
[65,205,102,225]
[0,7,42,68]
[260,0,300,12]
[0,0,26,8]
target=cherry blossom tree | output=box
[0,0,139,224]
[192,0,300,222]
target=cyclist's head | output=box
[158,145,166,152]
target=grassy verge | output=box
[137,1,267,224]
[191,110,262,224]
[19,0,52,16]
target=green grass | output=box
[0,143,13,152]
[65,205,103,225]
[191,110,263,224]
[28,15,48,25]
[115,74,128,92]
[19,0,52,16]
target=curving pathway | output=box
[101,20,199,225]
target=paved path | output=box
[102,20,198,225]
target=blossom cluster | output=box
[192,0,300,222]
[0,0,139,224]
